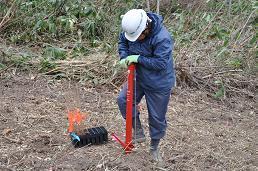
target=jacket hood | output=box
[147,12,163,35]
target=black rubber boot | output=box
[150,139,163,163]
[132,117,146,143]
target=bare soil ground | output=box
[0,71,257,171]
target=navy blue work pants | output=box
[117,82,171,140]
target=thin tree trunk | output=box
[146,0,150,11]
[156,0,160,14]
[225,0,232,17]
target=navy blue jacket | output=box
[118,12,176,92]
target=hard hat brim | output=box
[124,31,142,42]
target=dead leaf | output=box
[2,128,12,136]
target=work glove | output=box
[125,55,139,66]
[119,58,127,69]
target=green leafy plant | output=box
[0,63,6,69]
[227,58,243,68]
[39,58,56,72]
[10,54,31,68]
[43,46,67,60]
[210,25,230,46]
[213,80,225,100]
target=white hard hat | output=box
[122,9,148,42]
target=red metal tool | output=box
[112,64,135,154]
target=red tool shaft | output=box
[125,64,135,153]
[111,64,135,154]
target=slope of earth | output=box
[0,72,257,171]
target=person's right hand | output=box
[119,58,127,69]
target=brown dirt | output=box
[0,71,257,171]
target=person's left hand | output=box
[125,55,139,65]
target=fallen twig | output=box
[0,63,15,74]
[3,135,21,144]
[202,69,243,79]
[0,0,17,30]
[0,165,14,171]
